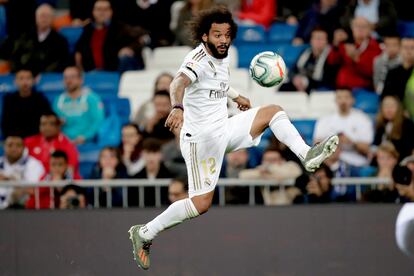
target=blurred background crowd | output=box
[0,0,414,209]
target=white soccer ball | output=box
[249,51,286,87]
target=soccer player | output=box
[128,6,338,270]
[396,204,414,258]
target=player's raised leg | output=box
[249,104,338,172]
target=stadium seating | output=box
[59,26,83,53]
[291,119,317,145]
[234,25,267,45]
[308,91,337,119]
[268,23,298,43]
[84,71,120,98]
[79,160,96,179]
[0,74,16,93]
[146,46,192,70]
[353,89,379,115]
[119,70,173,116]
[102,97,131,125]
[36,73,64,103]
[397,21,414,37]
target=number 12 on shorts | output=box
[201,158,216,176]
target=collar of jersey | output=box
[201,43,224,64]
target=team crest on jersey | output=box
[186,62,195,69]
[204,178,211,186]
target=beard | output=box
[206,40,229,59]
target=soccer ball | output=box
[249,51,286,87]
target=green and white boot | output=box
[303,135,339,172]
[128,224,152,270]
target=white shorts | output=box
[180,107,263,197]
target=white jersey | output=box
[178,43,230,141]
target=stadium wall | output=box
[0,205,413,276]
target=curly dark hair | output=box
[190,5,238,45]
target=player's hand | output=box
[233,95,251,111]
[165,108,183,132]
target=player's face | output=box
[203,23,232,59]
[40,115,60,139]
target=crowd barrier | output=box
[0,177,393,209]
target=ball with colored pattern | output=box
[249,51,286,87]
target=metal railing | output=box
[0,177,393,209]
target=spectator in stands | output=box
[236,0,276,29]
[372,95,414,161]
[143,90,175,143]
[25,111,81,178]
[89,147,128,207]
[162,132,187,177]
[382,37,414,101]
[294,164,334,203]
[173,0,214,46]
[0,4,69,74]
[0,136,44,209]
[53,66,104,144]
[111,0,174,48]
[281,28,335,93]
[134,72,174,128]
[220,149,250,204]
[75,0,146,72]
[130,138,173,206]
[293,0,343,45]
[240,146,302,205]
[25,150,74,209]
[59,184,86,209]
[168,177,188,203]
[373,34,401,94]
[1,69,52,138]
[314,89,374,169]
[328,16,381,90]
[395,156,414,202]
[339,0,398,38]
[120,123,145,176]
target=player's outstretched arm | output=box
[165,73,191,132]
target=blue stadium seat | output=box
[59,26,83,54]
[237,44,307,69]
[268,23,298,43]
[356,166,377,177]
[234,25,267,45]
[102,97,131,125]
[0,74,16,93]
[36,72,64,93]
[77,143,102,162]
[352,89,379,115]
[0,92,5,140]
[397,21,414,37]
[84,71,120,98]
[291,119,317,145]
[79,161,96,179]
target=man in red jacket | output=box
[328,16,381,90]
[237,0,276,29]
[25,111,81,179]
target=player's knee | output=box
[192,198,212,215]
[265,104,283,114]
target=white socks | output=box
[269,111,310,161]
[139,198,199,240]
